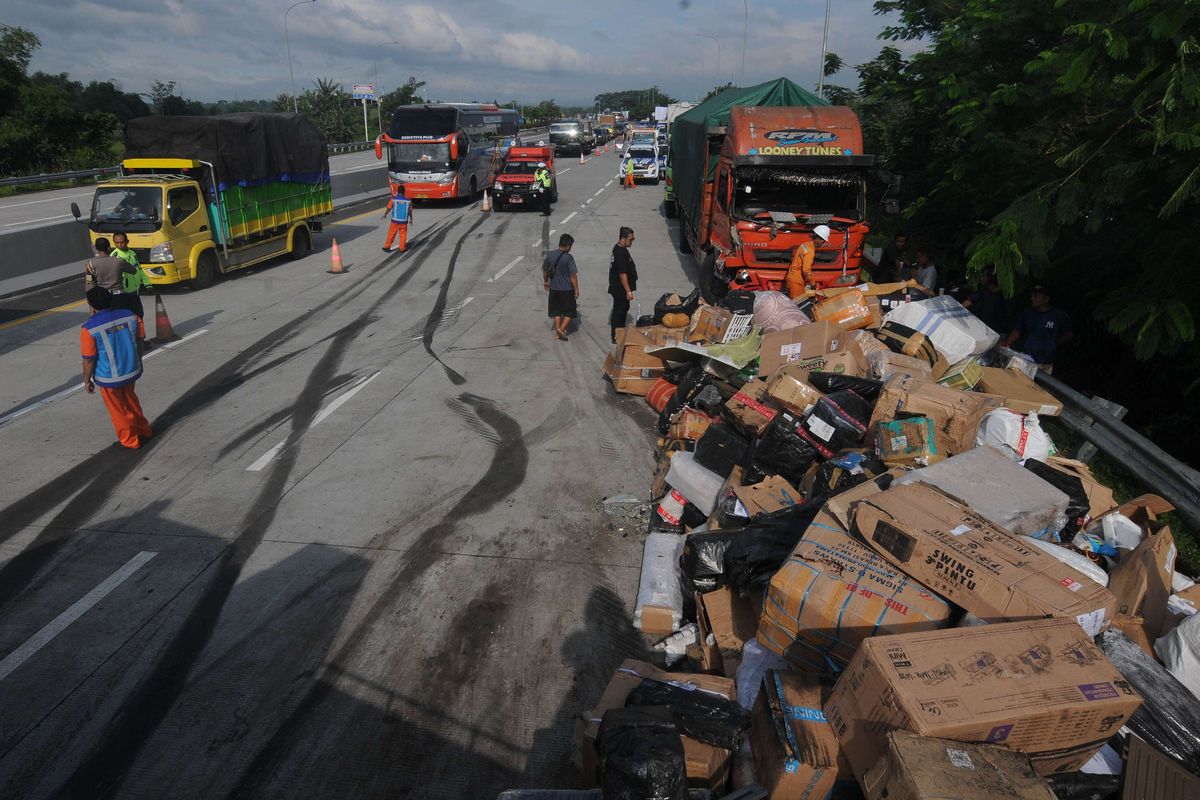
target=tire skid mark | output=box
[224,392,528,797]
[421,215,489,386]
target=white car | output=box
[621,145,660,184]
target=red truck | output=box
[491,146,557,212]
[671,82,875,299]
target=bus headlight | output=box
[149,242,174,263]
[436,173,456,185]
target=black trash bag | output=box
[808,450,885,503]
[1024,459,1092,538]
[1096,629,1200,773]
[691,384,725,416]
[625,678,751,751]
[808,372,885,402]
[653,289,701,323]
[681,501,708,530]
[694,424,751,479]
[679,529,742,595]
[795,390,872,459]
[657,365,712,434]
[1045,773,1121,800]
[596,706,688,800]
[636,314,658,327]
[753,412,819,484]
[724,498,823,594]
[714,483,752,529]
[717,290,755,314]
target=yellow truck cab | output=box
[73,113,332,289]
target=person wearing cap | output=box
[1004,285,1073,373]
[784,225,830,299]
[382,183,413,253]
[533,162,553,215]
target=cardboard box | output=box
[825,469,904,530]
[862,731,1056,800]
[759,321,847,377]
[603,352,666,396]
[1045,456,1117,519]
[876,416,941,467]
[853,483,1117,634]
[758,509,952,672]
[813,291,873,331]
[866,296,883,329]
[766,365,825,415]
[669,408,718,441]
[869,373,996,458]
[576,659,734,791]
[749,671,855,800]
[688,305,735,344]
[824,619,1143,781]
[937,357,983,391]
[696,585,760,676]
[1123,733,1200,800]
[725,378,782,436]
[617,323,679,350]
[732,472,802,518]
[866,349,934,382]
[976,367,1063,416]
[1108,510,1176,641]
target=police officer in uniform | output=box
[533,162,553,216]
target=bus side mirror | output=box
[70,202,82,220]
[449,137,458,161]
[374,136,383,160]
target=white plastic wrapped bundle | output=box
[975,408,1055,463]
[665,451,725,514]
[1155,613,1200,703]
[1023,535,1109,587]
[883,295,999,364]
[734,639,793,710]
[633,533,686,633]
[752,290,810,333]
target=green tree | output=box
[295,78,357,143]
[379,76,427,128]
[0,24,39,112]
[703,83,737,102]
[594,87,677,120]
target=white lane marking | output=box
[0,551,157,682]
[605,180,614,187]
[593,188,605,197]
[246,371,381,471]
[559,168,571,174]
[0,191,93,209]
[332,163,386,176]
[488,256,524,282]
[559,212,577,225]
[142,328,208,361]
[549,229,557,237]
[4,213,73,227]
[585,199,592,205]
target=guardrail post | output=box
[1074,396,1128,464]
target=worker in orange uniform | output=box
[81,287,152,449]
[621,153,636,189]
[784,224,830,299]
[382,183,413,252]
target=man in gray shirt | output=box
[543,233,580,341]
[913,247,938,294]
[84,237,138,314]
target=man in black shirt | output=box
[963,268,1008,334]
[873,231,909,284]
[608,226,637,342]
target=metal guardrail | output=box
[1037,371,1200,530]
[0,166,121,188]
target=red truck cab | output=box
[699,106,874,297]
[492,146,557,211]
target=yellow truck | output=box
[71,113,332,288]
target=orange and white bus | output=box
[374,103,520,200]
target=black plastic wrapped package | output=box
[795,390,871,459]
[1024,459,1092,537]
[1045,773,1120,800]
[690,384,725,416]
[807,451,885,503]
[694,424,751,479]
[679,530,741,594]
[653,289,701,323]
[723,499,822,594]
[596,706,688,800]
[625,678,751,751]
[753,412,818,483]
[807,371,884,401]
[657,365,711,434]
[1096,630,1200,773]
[717,290,755,314]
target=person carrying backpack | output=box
[542,233,579,341]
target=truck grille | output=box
[132,248,152,263]
[749,249,794,264]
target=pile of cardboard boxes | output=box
[584,289,1200,799]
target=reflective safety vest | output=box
[535,169,552,188]
[82,309,143,388]
[112,247,150,293]
[389,197,412,224]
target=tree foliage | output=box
[594,87,677,120]
[379,76,427,124]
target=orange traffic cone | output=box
[481,189,492,212]
[152,293,179,343]
[328,238,346,274]
[579,150,586,165]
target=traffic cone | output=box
[481,189,492,212]
[580,150,586,165]
[152,293,179,343]
[327,238,346,274]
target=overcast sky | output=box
[12,0,918,105]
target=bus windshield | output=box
[91,186,163,233]
[389,142,452,169]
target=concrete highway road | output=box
[0,148,386,233]
[0,150,694,798]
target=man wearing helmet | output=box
[534,162,553,215]
[784,224,830,299]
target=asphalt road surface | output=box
[0,148,386,233]
[0,152,696,799]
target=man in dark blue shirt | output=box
[1004,285,1073,373]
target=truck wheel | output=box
[678,222,692,254]
[470,177,478,198]
[551,187,559,203]
[699,252,727,303]
[664,200,676,218]
[192,250,218,290]
[288,226,310,261]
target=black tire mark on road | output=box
[421,215,489,386]
[51,218,462,799]
[224,392,528,797]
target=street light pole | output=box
[696,33,721,94]
[741,1,749,85]
[284,0,317,113]
[817,0,831,95]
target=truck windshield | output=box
[734,168,863,221]
[389,142,451,169]
[550,124,580,135]
[503,162,540,175]
[91,186,163,233]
